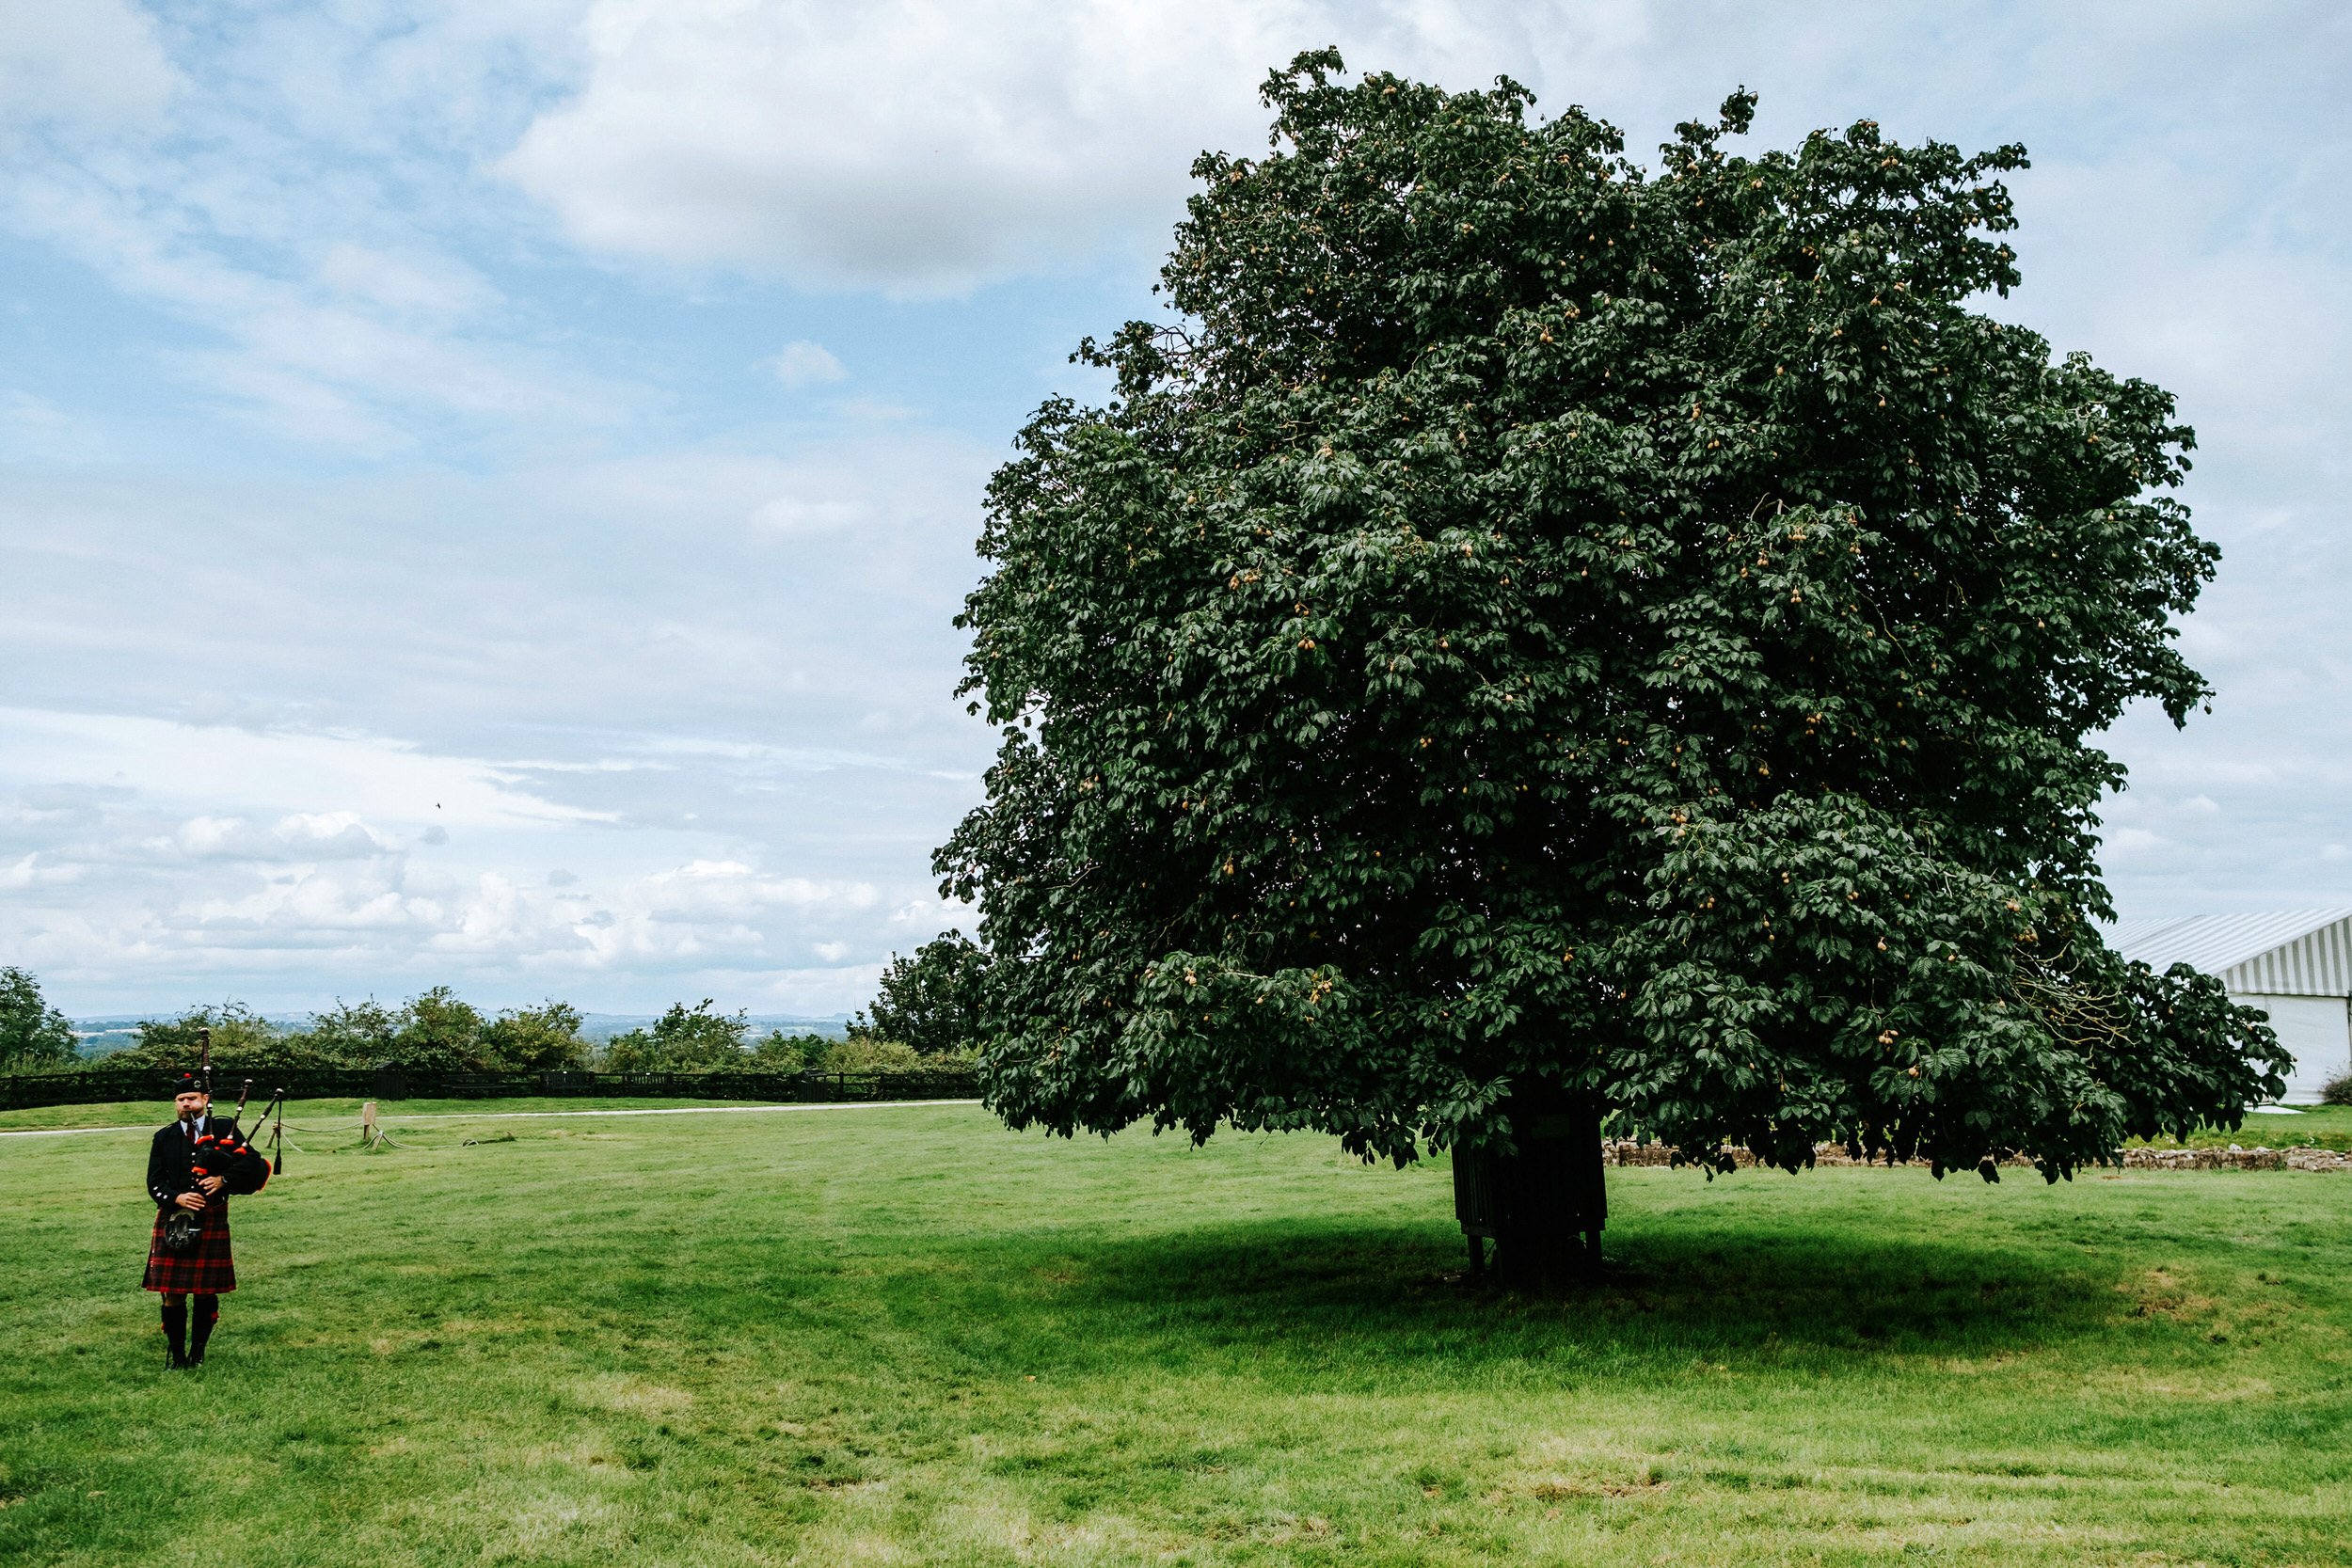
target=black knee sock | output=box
[161,1298,188,1363]
[189,1296,218,1363]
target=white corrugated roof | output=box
[2111,911,2352,997]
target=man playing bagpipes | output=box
[142,1070,271,1369]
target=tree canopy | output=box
[120,1001,310,1071]
[107,994,590,1075]
[937,51,2284,1180]
[853,931,992,1054]
[0,967,77,1072]
[603,1001,752,1072]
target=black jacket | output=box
[147,1118,268,1208]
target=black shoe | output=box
[167,1352,190,1370]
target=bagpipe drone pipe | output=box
[198,1032,289,1185]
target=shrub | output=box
[393,986,492,1071]
[0,967,77,1072]
[852,932,988,1054]
[107,1003,343,1073]
[601,1001,750,1071]
[482,1001,589,1071]
[2322,1071,2352,1107]
[90,991,592,1077]
[305,998,401,1063]
[818,1037,976,1076]
[751,1031,834,1071]
[306,992,584,1071]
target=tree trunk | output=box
[1454,1082,1605,1287]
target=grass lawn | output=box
[1,1101,2346,1566]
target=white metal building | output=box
[2112,911,2352,1103]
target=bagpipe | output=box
[160,1027,287,1256]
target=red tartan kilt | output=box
[143,1198,235,1294]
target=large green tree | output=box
[392,986,491,1072]
[602,1001,750,1072]
[938,54,2282,1260]
[305,997,403,1063]
[482,1001,591,1072]
[852,931,992,1054]
[116,1002,326,1073]
[0,967,78,1072]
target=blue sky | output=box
[3,1,2347,1017]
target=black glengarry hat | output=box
[172,1071,202,1096]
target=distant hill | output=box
[71,1026,140,1059]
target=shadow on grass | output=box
[904,1216,2119,1383]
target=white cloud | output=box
[0,194,612,452]
[1,851,80,889]
[168,812,398,863]
[0,391,107,465]
[2100,826,2169,863]
[770,340,847,388]
[191,866,443,939]
[888,895,973,930]
[637,858,875,919]
[0,750,930,1007]
[0,7,621,453]
[0,1,178,132]
[0,708,605,832]
[498,0,1515,293]
[317,244,497,322]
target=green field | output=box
[2,1101,2347,1566]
